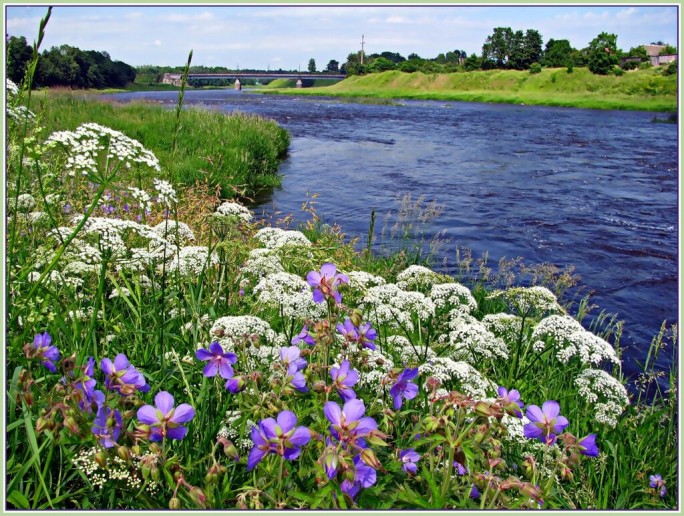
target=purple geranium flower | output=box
[454,461,468,476]
[306,263,349,305]
[650,474,666,498]
[195,341,237,379]
[523,400,569,445]
[225,375,246,394]
[470,485,481,500]
[399,449,420,474]
[330,360,358,402]
[100,353,150,396]
[280,346,307,371]
[247,411,310,471]
[73,357,105,413]
[389,368,419,410]
[578,433,599,457]
[292,325,315,346]
[337,320,377,351]
[324,399,378,446]
[32,332,59,372]
[497,386,524,417]
[92,406,123,448]
[286,363,308,393]
[340,454,377,499]
[136,391,195,442]
[337,319,359,340]
[357,322,377,350]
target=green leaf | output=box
[7,490,30,509]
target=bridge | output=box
[162,72,346,89]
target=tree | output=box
[6,36,33,84]
[482,27,514,68]
[308,58,316,73]
[659,44,677,55]
[463,53,482,71]
[341,52,365,76]
[587,32,619,75]
[481,27,541,70]
[542,39,574,67]
[325,59,339,73]
[522,29,543,68]
[366,56,396,73]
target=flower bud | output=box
[350,310,363,328]
[141,464,151,480]
[117,446,131,462]
[360,448,382,470]
[189,487,207,508]
[64,416,80,435]
[151,466,161,482]
[312,380,327,393]
[95,451,107,468]
[169,497,182,510]
[131,445,142,456]
[149,443,161,454]
[36,416,48,433]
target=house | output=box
[643,44,677,66]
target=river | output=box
[108,89,679,387]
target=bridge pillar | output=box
[234,79,242,91]
[296,79,303,88]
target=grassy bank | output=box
[6,72,679,510]
[30,92,289,198]
[265,67,678,112]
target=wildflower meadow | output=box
[4,12,679,511]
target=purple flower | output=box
[330,360,358,402]
[650,474,666,498]
[578,433,599,457]
[399,449,420,474]
[280,346,307,371]
[357,322,377,350]
[247,411,310,471]
[92,406,123,448]
[337,319,359,341]
[73,356,104,413]
[286,363,308,393]
[336,320,378,351]
[32,332,59,373]
[100,353,150,396]
[195,342,237,379]
[454,461,468,476]
[306,263,349,305]
[292,325,315,346]
[324,399,378,446]
[136,391,195,442]
[497,386,524,417]
[389,368,419,410]
[340,454,377,499]
[470,485,481,500]
[63,203,72,214]
[523,400,569,445]
[225,376,246,393]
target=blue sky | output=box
[5,5,679,69]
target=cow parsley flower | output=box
[396,265,446,291]
[214,201,253,222]
[254,272,326,320]
[167,246,218,276]
[347,271,387,291]
[153,220,195,244]
[361,283,435,332]
[254,227,311,249]
[429,282,478,315]
[153,179,177,206]
[418,357,493,399]
[482,313,524,343]
[487,286,564,316]
[574,369,629,427]
[438,313,509,363]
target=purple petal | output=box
[312,289,325,304]
[277,411,298,433]
[260,418,279,439]
[332,291,342,304]
[523,423,543,440]
[288,426,311,447]
[525,405,544,423]
[209,341,225,355]
[42,361,57,373]
[403,383,419,401]
[320,263,337,277]
[541,400,561,419]
[100,358,115,376]
[166,425,189,440]
[306,270,322,287]
[355,416,378,435]
[247,447,268,471]
[218,362,234,379]
[343,369,358,386]
[393,394,403,410]
[340,480,360,499]
[324,401,342,425]
[154,391,175,416]
[283,446,302,461]
[250,425,267,446]
[336,273,349,285]
[195,348,213,361]
[171,403,195,424]
[339,387,357,402]
[113,353,130,371]
[137,405,159,425]
[43,346,60,361]
[552,415,569,434]
[343,399,366,423]
[203,361,219,377]
[497,386,508,398]
[403,462,418,474]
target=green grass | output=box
[32,92,289,198]
[264,67,678,112]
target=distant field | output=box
[263,67,678,112]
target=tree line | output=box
[339,28,678,77]
[7,36,137,88]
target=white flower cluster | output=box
[167,246,218,276]
[418,357,493,399]
[254,227,312,249]
[393,335,437,364]
[241,248,286,280]
[532,315,619,366]
[396,265,446,291]
[500,413,546,452]
[361,283,435,332]
[482,313,524,343]
[130,187,152,213]
[253,272,326,320]
[438,312,509,363]
[210,315,281,351]
[15,193,36,212]
[217,410,243,441]
[6,104,36,122]
[574,369,629,427]
[72,448,107,488]
[429,282,478,315]
[487,286,564,315]
[214,201,253,222]
[153,178,177,206]
[153,220,195,244]
[6,78,19,96]
[45,123,160,176]
[347,270,387,291]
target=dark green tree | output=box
[522,29,543,68]
[463,53,482,71]
[587,32,619,74]
[659,44,677,55]
[366,56,396,73]
[482,27,514,68]
[6,36,33,84]
[324,59,339,72]
[542,39,574,67]
[307,58,316,73]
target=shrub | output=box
[529,62,542,74]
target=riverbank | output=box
[263,67,678,112]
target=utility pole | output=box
[360,34,365,65]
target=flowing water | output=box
[109,89,679,386]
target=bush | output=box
[566,65,574,74]
[639,61,653,70]
[529,62,542,74]
[664,60,677,76]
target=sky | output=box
[4,4,679,70]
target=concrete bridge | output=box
[162,72,346,89]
